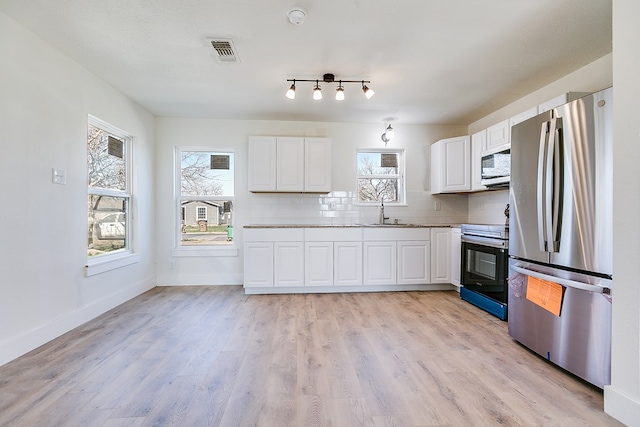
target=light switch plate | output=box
[52,168,66,185]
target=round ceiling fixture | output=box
[287,8,306,25]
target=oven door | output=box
[461,240,508,302]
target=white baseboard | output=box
[605,385,640,427]
[0,276,155,367]
[156,273,243,286]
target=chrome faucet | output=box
[379,200,389,224]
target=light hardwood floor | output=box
[0,286,623,426]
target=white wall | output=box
[0,12,156,366]
[155,119,469,285]
[604,0,640,424]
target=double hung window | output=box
[87,117,132,260]
[356,149,405,204]
[177,149,235,247]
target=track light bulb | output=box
[285,81,296,99]
[335,83,345,101]
[313,81,322,100]
[362,84,375,99]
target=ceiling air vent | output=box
[208,38,240,63]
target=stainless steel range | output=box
[459,223,509,320]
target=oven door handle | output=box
[461,234,508,249]
[511,265,610,294]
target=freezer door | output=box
[508,260,612,388]
[509,110,553,264]
[550,88,613,276]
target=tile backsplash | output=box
[241,190,469,225]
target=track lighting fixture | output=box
[313,80,322,100]
[362,82,375,99]
[285,73,374,101]
[286,80,296,99]
[335,82,345,101]
[381,124,394,146]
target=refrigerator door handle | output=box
[511,264,610,294]
[537,121,549,252]
[548,118,563,252]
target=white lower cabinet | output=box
[430,228,451,284]
[245,226,454,290]
[244,228,304,288]
[274,241,304,286]
[451,227,461,287]
[244,242,274,287]
[363,241,397,285]
[397,241,431,285]
[334,241,363,285]
[305,241,334,286]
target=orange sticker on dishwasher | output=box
[526,276,564,316]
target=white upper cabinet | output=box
[276,137,305,192]
[471,130,487,191]
[247,136,277,192]
[538,92,590,114]
[248,136,332,192]
[431,135,471,194]
[509,106,538,128]
[485,120,509,152]
[304,137,332,193]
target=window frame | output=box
[86,115,139,276]
[355,148,407,206]
[173,147,238,257]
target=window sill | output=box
[172,247,239,257]
[85,252,141,277]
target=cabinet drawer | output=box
[244,228,303,242]
[305,227,362,242]
[363,228,430,241]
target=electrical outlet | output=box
[328,202,336,210]
[434,201,441,211]
[169,260,176,270]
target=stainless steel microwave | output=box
[481,148,510,187]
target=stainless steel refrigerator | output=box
[508,87,613,388]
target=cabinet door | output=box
[304,138,332,192]
[471,130,487,191]
[274,241,304,286]
[248,136,277,192]
[363,241,397,285]
[305,241,333,286]
[397,241,430,285]
[486,120,509,152]
[244,242,274,287]
[442,136,470,192]
[276,137,305,192]
[430,228,451,284]
[509,106,538,129]
[450,228,461,287]
[334,241,363,286]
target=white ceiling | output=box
[0,0,611,125]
